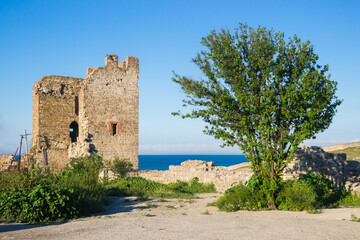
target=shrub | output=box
[0,185,79,223]
[338,191,360,207]
[216,173,360,212]
[216,177,268,212]
[0,167,51,192]
[59,154,109,214]
[0,155,111,222]
[275,173,334,212]
[298,173,333,206]
[106,157,133,179]
[52,170,108,216]
[216,174,334,212]
[276,180,317,211]
[66,154,103,182]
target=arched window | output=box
[69,121,79,143]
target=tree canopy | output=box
[172,23,342,208]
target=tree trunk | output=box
[268,200,277,210]
[268,162,278,210]
[270,162,274,180]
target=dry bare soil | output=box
[1,193,360,240]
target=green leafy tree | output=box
[172,23,342,209]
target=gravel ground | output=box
[1,193,360,240]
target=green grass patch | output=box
[105,177,216,199]
[135,196,150,202]
[329,147,360,161]
[144,213,155,217]
[351,214,360,222]
[167,177,217,194]
[165,205,176,209]
[145,203,157,208]
[202,210,211,215]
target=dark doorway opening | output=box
[70,121,79,143]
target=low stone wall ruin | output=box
[131,160,252,192]
[133,146,360,194]
[284,146,360,191]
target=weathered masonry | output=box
[31,55,139,171]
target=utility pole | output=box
[24,129,31,166]
[17,135,23,170]
[18,131,31,170]
[24,129,29,154]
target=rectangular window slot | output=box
[75,96,79,116]
[108,121,119,135]
[112,124,117,135]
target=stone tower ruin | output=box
[31,55,139,171]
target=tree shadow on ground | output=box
[93,196,157,216]
[0,222,63,234]
[0,196,145,234]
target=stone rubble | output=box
[0,154,15,171]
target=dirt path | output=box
[1,193,360,240]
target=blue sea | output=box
[139,155,248,170]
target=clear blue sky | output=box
[0,0,359,155]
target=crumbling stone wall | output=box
[0,154,15,171]
[31,55,139,171]
[283,146,360,192]
[32,76,84,170]
[82,55,139,168]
